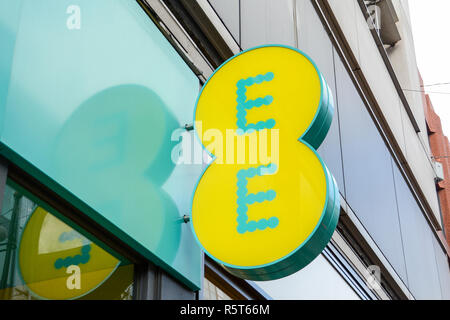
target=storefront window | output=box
[0,183,133,300]
[202,278,232,300]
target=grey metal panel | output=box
[160,272,197,300]
[133,264,157,300]
[432,236,450,300]
[240,0,295,49]
[296,0,345,195]
[334,50,408,282]
[296,0,335,88]
[207,0,240,44]
[393,163,442,299]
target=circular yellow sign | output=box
[191,45,340,280]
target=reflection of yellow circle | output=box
[19,207,120,300]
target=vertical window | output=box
[202,278,232,300]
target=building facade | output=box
[424,89,450,250]
[0,0,448,300]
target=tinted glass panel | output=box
[335,51,407,282]
[297,0,345,195]
[393,164,442,299]
[432,236,450,300]
[240,0,295,49]
[208,0,240,44]
[0,183,133,300]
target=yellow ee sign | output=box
[191,45,340,280]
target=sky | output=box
[408,0,450,137]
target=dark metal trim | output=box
[179,0,238,59]
[323,242,377,300]
[336,216,405,299]
[160,0,230,68]
[133,262,197,300]
[136,0,203,77]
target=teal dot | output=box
[257,219,268,230]
[236,185,247,198]
[265,119,276,128]
[265,95,274,104]
[236,87,247,95]
[243,101,252,109]
[236,123,246,131]
[266,190,276,201]
[237,197,247,206]
[247,221,257,232]
[237,170,246,179]
[237,205,248,215]
[265,72,275,81]
[268,217,279,229]
[237,224,247,234]
[63,257,71,267]
[54,259,63,269]
[246,194,256,204]
[80,253,90,264]
[237,96,246,103]
[237,109,247,118]
[255,191,266,198]
[247,168,257,177]
[254,98,264,107]
[81,245,91,254]
[237,214,248,224]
